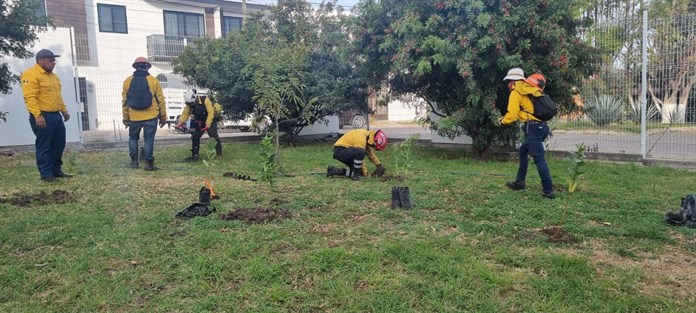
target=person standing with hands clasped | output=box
[21,49,72,182]
[499,68,555,199]
[122,57,167,170]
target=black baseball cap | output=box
[35,49,60,60]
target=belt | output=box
[41,111,60,114]
[526,120,545,125]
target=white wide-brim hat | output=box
[503,68,525,81]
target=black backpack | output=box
[528,93,557,121]
[665,194,696,227]
[125,75,154,110]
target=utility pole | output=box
[242,0,247,25]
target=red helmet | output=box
[132,56,151,69]
[525,73,546,90]
[373,129,387,151]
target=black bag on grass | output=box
[665,194,696,227]
[176,203,216,219]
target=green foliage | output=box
[626,102,660,124]
[1,144,695,311]
[201,138,218,170]
[391,134,421,178]
[352,0,597,157]
[584,95,623,126]
[173,0,369,143]
[566,143,587,193]
[0,0,53,95]
[259,133,278,189]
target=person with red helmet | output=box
[327,129,387,180]
[122,56,167,170]
[500,69,555,199]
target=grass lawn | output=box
[1,140,695,312]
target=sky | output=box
[250,0,360,9]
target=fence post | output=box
[640,10,648,158]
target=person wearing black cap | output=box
[20,49,72,182]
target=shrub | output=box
[584,95,623,126]
[626,102,660,124]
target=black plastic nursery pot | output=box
[199,186,211,205]
[391,186,412,209]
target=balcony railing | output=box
[146,35,199,63]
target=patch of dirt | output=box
[541,226,575,244]
[555,240,696,302]
[0,189,74,206]
[219,208,291,224]
[380,175,405,182]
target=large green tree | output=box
[173,0,369,143]
[353,0,596,157]
[0,0,52,121]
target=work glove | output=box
[372,164,386,177]
[122,119,129,128]
[159,119,167,128]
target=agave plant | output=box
[626,102,660,124]
[584,95,623,126]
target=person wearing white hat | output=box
[500,68,555,199]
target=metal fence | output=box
[72,13,696,161]
[551,13,696,161]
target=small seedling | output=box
[566,143,587,193]
[259,132,279,189]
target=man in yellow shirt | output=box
[176,89,221,160]
[327,129,387,180]
[500,68,555,199]
[20,49,72,182]
[122,57,167,170]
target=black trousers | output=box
[333,147,365,176]
[191,120,222,154]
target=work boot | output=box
[351,172,364,181]
[540,191,556,199]
[216,146,223,157]
[144,160,159,171]
[506,181,526,191]
[129,157,139,169]
[326,165,347,178]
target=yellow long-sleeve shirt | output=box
[334,129,382,176]
[178,97,215,127]
[121,73,167,122]
[20,64,66,118]
[500,80,543,125]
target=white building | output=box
[44,0,266,131]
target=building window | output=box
[156,74,168,89]
[97,4,128,33]
[222,16,243,37]
[164,11,204,38]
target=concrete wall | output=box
[0,28,81,147]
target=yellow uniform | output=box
[121,75,167,122]
[500,81,543,125]
[21,64,66,117]
[178,96,215,127]
[334,129,382,176]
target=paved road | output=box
[77,122,695,161]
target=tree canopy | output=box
[173,0,369,143]
[353,0,597,156]
[0,0,52,94]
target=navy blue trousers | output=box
[516,122,554,193]
[29,112,66,179]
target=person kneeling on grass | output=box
[327,129,387,180]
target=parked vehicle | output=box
[339,109,368,129]
[221,114,271,133]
